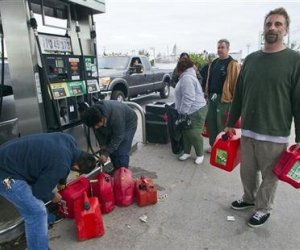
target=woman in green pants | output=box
[174,57,207,164]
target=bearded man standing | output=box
[225,7,300,227]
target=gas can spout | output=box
[83,192,90,211]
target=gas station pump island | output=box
[0,0,105,146]
[0,0,106,243]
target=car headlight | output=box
[99,77,111,86]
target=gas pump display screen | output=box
[56,59,64,68]
[44,56,68,82]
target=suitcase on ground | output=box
[135,176,158,207]
[273,144,300,189]
[58,176,90,218]
[210,131,241,172]
[145,102,170,144]
[90,172,115,214]
[114,167,134,207]
[75,192,105,241]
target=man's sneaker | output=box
[179,153,191,161]
[195,156,204,165]
[248,211,270,228]
[231,199,255,210]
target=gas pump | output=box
[0,0,105,140]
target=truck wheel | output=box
[111,90,125,102]
[160,84,170,99]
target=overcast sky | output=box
[94,0,300,57]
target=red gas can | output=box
[75,192,105,241]
[273,145,300,189]
[210,131,241,172]
[90,172,115,214]
[135,176,158,207]
[114,167,134,207]
[58,176,90,218]
[202,120,209,138]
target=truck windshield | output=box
[98,57,129,70]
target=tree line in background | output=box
[102,50,208,68]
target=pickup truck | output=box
[98,55,172,101]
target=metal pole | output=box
[124,101,146,144]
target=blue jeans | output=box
[0,179,49,250]
[110,127,137,169]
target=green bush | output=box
[189,53,207,69]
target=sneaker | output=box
[179,153,191,161]
[231,199,255,210]
[248,211,270,228]
[195,156,204,165]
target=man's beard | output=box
[264,32,279,44]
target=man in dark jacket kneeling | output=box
[81,100,137,170]
[0,132,96,250]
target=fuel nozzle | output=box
[78,102,90,114]
[29,10,38,32]
[91,23,96,39]
[0,19,3,37]
[75,21,80,33]
[59,106,67,123]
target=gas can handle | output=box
[222,129,236,141]
[288,144,300,152]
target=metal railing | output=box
[124,101,146,144]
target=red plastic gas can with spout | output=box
[90,172,115,214]
[210,131,241,172]
[135,176,158,207]
[75,192,105,241]
[114,167,134,207]
[58,176,90,218]
[273,145,300,189]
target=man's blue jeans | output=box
[110,127,137,169]
[0,179,49,250]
